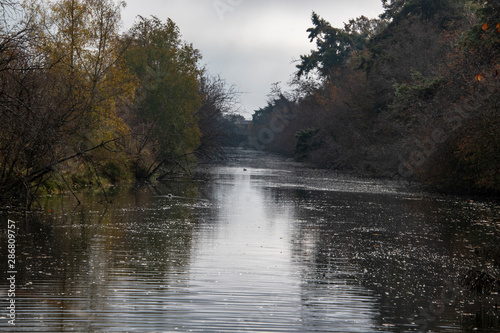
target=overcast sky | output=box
[121,0,384,118]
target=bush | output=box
[295,128,321,160]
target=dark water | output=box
[1,149,499,332]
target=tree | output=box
[41,0,134,142]
[380,0,458,23]
[124,16,202,179]
[196,73,242,158]
[0,0,136,206]
[378,0,499,193]
[267,0,500,193]
[296,12,371,78]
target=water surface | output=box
[1,149,499,332]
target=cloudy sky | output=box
[121,0,384,118]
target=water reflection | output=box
[0,149,499,332]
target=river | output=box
[1,149,499,332]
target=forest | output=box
[0,0,242,207]
[250,0,499,195]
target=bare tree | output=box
[196,73,242,159]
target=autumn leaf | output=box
[496,23,500,33]
[482,22,489,31]
[475,73,484,81]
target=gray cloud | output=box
[122,0,384,117]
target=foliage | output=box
[295,128,320,160]
[0,0,138,206]
[123,16,241,179]
[380,0,459,23]
[0,2,236,207]
[296,12,373,78]
[252,0,499,194]
[124,16,202,179]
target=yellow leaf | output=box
[482,22,489,31]
[497,23,500,33]
[475,73,484,81]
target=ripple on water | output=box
[1,150,499,332]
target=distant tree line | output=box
[250,0,499,195]
[0,0,242,207]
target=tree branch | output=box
[27,137,123,183]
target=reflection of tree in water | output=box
[0,179,202,330]
[285,186,500,332]
[279,188,378,331]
